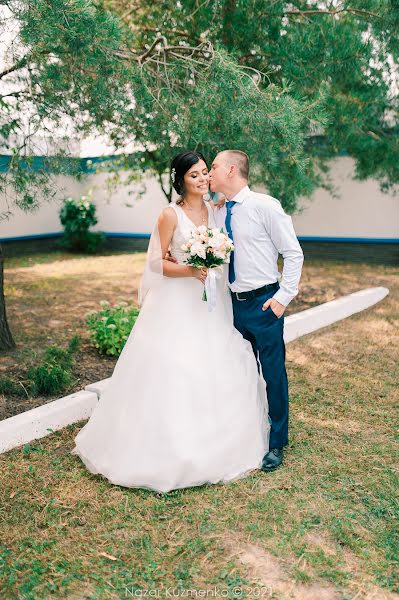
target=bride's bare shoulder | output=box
[158,205,178,227]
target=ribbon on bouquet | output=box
[204,267,223,312]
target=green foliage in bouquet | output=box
[27,336,81,396]
[86,301,140,356]
[184,252,226,269]
[59,195,105,253]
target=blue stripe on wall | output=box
[0,232,151,242]
[297,236,399,244]
[1,233,398,243]
[105,232,152,239]
[0,154,124,174]
[1,232,64,241]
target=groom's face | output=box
[209,154,230,193]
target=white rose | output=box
[207,235,224,249]
[190,242,201,255]
[191,243,206,259]
[210,228,222,237]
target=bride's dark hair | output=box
[170,151,208,205]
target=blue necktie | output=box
[225,201,236,284]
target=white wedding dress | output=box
[72,201,270,493]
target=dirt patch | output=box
[222,532,399,600]
[222,532,340,599]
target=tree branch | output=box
[0,54,30,80]
[139,36,168,65]
[0,50,52,80]
[284,8,379,19]
[157,171,172,202]
[0,91,24,100]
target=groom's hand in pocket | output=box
[262,297,285,318]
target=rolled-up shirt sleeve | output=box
[264,203,304,307]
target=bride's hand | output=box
[164,251,177,263]
[215,193,226,209]
[191,266,208,284]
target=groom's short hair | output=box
[220,150,249,180]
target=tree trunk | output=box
[157,172,173,203]
[0,243,16,352]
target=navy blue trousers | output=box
[232,286,289,449]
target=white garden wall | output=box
[0,157,398,242]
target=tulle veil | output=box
[138,219,164,306]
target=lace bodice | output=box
[169,201,217,264]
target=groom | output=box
[209,150,304,471]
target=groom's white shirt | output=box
[214,185,304,307]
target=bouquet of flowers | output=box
[181,226,234,309]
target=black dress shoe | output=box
[261,448,284,471]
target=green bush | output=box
[27,336,81,396]
[0,376,27,398]
[59,194,105,253]
[0,337,81,399]
[86,301,140,356]
[28,363,73,396]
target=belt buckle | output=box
[235,292,247,302]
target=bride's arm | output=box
[158,208,206,282]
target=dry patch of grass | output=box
[223,529,399,600]
[1,254,398,598]
[1,251,146,419]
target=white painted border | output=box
[284,286,389,343]
[0,287,389,455]
[0,391,98,454]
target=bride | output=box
[72,151,270,493]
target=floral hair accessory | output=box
[171,168,176,183]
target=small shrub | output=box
[28,363,73,396]
[86,301,140,356]
[59,194,105,253]
[28,335,81,396]
[67,335,80,354]
[0,376,27,397]
[1,337,81,399]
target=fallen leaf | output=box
[98,552,118,561]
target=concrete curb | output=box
[284,286,389,343]
[0,390,98,454]
[0,286,389,455]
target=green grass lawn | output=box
[0,255,398,599]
